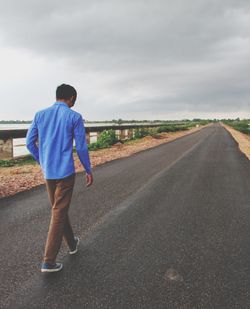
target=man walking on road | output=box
[26,84,93,273]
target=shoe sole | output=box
[69,237,80,255]
[41,264,63,273]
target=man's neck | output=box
[56,99,71,108]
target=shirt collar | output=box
[54,101,69,108]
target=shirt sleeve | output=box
[26,113,40,164]
[73,115,92,174]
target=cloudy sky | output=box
[0,0,250,121]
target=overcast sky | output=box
[0,0,250,121]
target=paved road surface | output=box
[1,124,250,308]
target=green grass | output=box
[223,120,250,135]
[0,156,36,167]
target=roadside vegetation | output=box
[88,129,118,150]
[0,156,36,167]
[85,120,211,150]
[222,119,250,135]
[0,120,211,168]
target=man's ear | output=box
[71,96,76,104]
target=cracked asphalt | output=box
[1,124,250,309]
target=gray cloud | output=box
[0,0,250,120]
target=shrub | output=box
[156,125,188,133]
[134,128,150,139]
[88,129,118,150]
[147,127,159,137]
[97,129,118,146]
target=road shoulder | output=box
[222,123,250,160]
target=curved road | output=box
[1,124,250,308]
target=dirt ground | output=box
[222,123,250,160]
[0,125,206,198]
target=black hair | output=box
[56,84,77,102]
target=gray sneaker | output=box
[69,236,80,255]
[41,262,63,273]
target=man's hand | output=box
[86,172,93,187]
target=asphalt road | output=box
[1,124,250,309]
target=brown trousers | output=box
[44,172,76,264]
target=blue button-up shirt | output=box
[26,101,92,179]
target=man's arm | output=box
[73,115,92,174]
[26,113,40,164]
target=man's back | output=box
[26,101,91,179]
